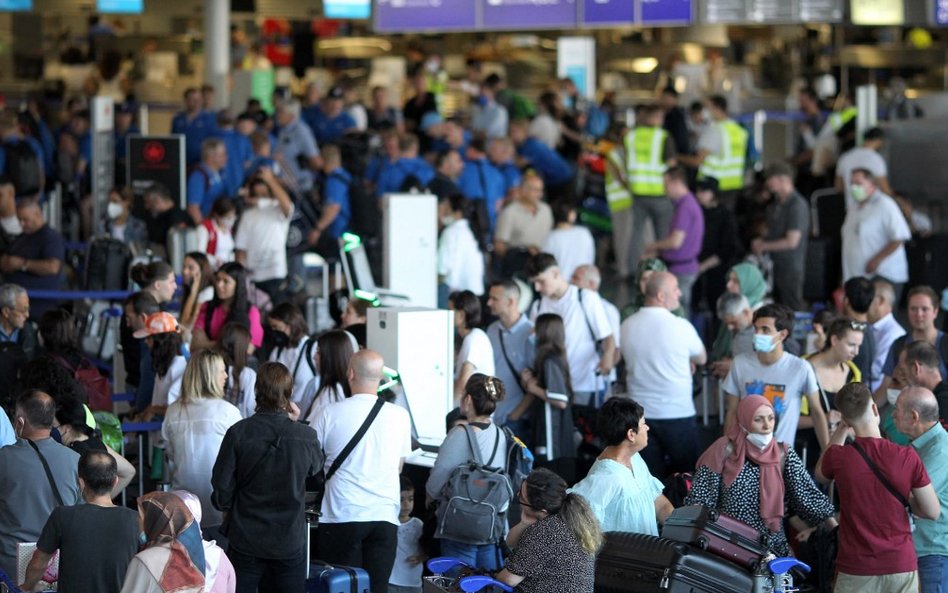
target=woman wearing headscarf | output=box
[172,490,236,593]
[119,491,206,593]
[684,395,836,557]
[621,258,685,319]
[709,262,769,367]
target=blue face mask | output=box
[753,333,777,353]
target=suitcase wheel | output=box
[696,535,709,550]
[747,558,760,571]
[707,509,719,522]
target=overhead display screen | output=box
[482,0,578,29]
[97,0,143,13]
[375,0,477,32]
[937,0,948,25]
[582,0,634,26]
[640,0,691,23]
[702,0,745,22]
[0,0,30,10]
[851,0,904,24]
[325,0,371,18]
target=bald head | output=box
[571,265,601,291]
[894,386,941,439]
[348,349,384,394]
[643,271,681,310]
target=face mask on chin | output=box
[746,432,773,450]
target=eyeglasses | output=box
[518,496,540,510]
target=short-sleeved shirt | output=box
[569,456,663,535]
[494,161,522,196]
[518,138,573,186]
[276,118,320,192]
[487,316,534,426]
[821,437,930,575]
[661,192,704,275]
[842,191,912,283]
[374,157,435,198]
[323,168,352,240]
[171,110,217,164]
[457,158,506,230]
[543,226,595,283]
[837,147,888,208]
[186,164,227,217]
[38,504,139,593]
[456,328,495,379]
[195,303,264,348]
[495,201,553,250]
[911,422,948,557]
[303,105,356,146]
[390,517,424,587]
[437,218,485,296]
[5,224,65,316]
[882,332,948,379]
[765,191,809,273]
[504,514,595,593]
[234,201,293,282]
[722,352,819,446]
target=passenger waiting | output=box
[54,396,135,498]
[266,302,316,404]
[179,252,214,330]
[216,322,257,419]
[104,186,148,248]
[301,329,356,425]
[133,312,186,421]
[172,490,237,593]
[449,290,494,405]
[191,262,264,352]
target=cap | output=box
[696,177,719,193]
[327,86,345,100]
[133,312,180,339]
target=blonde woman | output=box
[162,350,242,530]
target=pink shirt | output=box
[195,302,264,347]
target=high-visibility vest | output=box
[604,145,632,212]
[624,127,668,197]
[829,107,857,132]
[699,120,748,191]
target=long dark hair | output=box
[55,396,97,439]
[151,332,183,378]
[38,309,81,356]
[217,322,251,407]
[268,302,309,347]
[205,262,251,336]
[182,252,213,303]
[307,330,354,417]
[533,313,573,400]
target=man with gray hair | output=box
[275,99,322,195]
[869,278,906,392]
[572,264,621,383]
[710,291,754,378]
[185,136,228,224]
[0,283,36,358]
[486,280,533,435]
[892,386,948,593]
[621,271,706,476]
[902,342,948,426]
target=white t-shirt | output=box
[530,286,612,392]
[456,328,496,379]
[304,382,346,426]
[389,517,424,587]
[841,191,911,283]
[543,226,595,283]
[313,393,412,525]
[162,398,242,527]
[621,307,705,419]
[437,219,485,296]
[234,201,293,282]
[195,222,236,269]
[836,147,888,209]
[722,351,819,446]
[603,298,621,383]
[227,366,257,419]
[269,339,317,405]
[153,356,187,408]
[696,122,724,155]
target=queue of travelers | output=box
[0,51,945,593]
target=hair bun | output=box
[485,377,500,401]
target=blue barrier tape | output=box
[112,392,134,402]
[64,241,89,251]
[89,357,112,374]
[121,421,163,433]
[27,289,132,301]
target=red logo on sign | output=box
[143,141,166,163]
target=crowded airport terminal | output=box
[1,0,948,592]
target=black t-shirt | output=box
[37,504,139,593]
[69,436,107,456]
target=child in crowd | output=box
[389,475,425,593]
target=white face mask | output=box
[440,215,455,227]
[746,432,773,450]
[887,389,902,406]
[220,216,236,230]
[106,202,124,220]
[255,198,275,209]
[0,215,21,236]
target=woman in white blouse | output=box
[449,290,495,405]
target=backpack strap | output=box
[486,424,502,468]
[325,395,385,482]
[461,424,483,466]
[292,338,316,382]
[27,439,65,507]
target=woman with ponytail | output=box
[497,468,602,593]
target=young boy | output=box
[388,475,425,593]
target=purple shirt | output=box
[661,192,704,275]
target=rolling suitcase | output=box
[305,561,370,593]
[84,237,131,291]
[661,505,769,571]
[595,532,754,593]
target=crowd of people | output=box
[0,52,944,593]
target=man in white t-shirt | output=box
[723,304,829,451]
[841,168,911,300]
[526,253,616,407]
[621,271,706,476]
[543,201,595,283]
[835,127,893,210]
[235,167,294,301]
[313,350,412,593]
[572,264,620,384]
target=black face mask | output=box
[268,328,290,349]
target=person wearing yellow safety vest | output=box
[624,104,678,280]
[679,95,748,211]
[603,124,636,280]
[810,92,856,176]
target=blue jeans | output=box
[438,539,502,572]
[919,555,948,593]
[638,415,699,478]
[229,546,306,593]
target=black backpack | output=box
[348,176,379,240]
[3,140,42,196]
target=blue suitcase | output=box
[306,561,370,593]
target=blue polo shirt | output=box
[518,137,573,186]
[186,164,227,216]
[216,129,254,195]
[495,160,522,196]
[302,105,356,146]
[171,111,218,164]
[323,168,352,240]
[457,157,506,230]
[375,157,436,197]
[114,125,141,160]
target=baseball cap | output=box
[327,86,345,100]
[133,312,180,339]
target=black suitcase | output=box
[595,532,754,593]
[85,237,131,291]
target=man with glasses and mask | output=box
[0,390,81,579]
[0,283,36,357]
[723,303,830,453]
